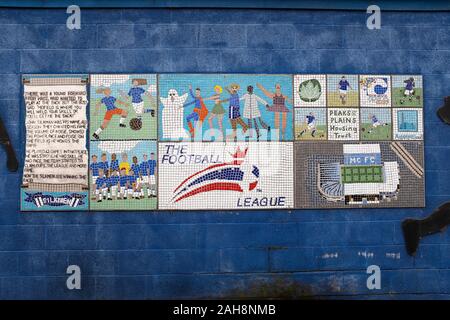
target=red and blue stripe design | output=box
[172,148,259,203]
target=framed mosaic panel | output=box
[89,140,157,211]
[21,75,89,211]
[391,75,423,108]
[20,73,424,211]
[294,74,424,209]
[327,108,360,140]
[295,141,425,209]
[158,74,293,142]
[90,74,157,141]
[360,108,392,141]
[295,108,327,140]
[158,141,294,210]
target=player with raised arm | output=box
[256,83,292,141]
[127,169,139,200]
[126,78,155,118]
[93,87,129,140]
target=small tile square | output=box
[360,108,392,141]
[294,107,327,140]
[327,108,359,140]
[327,74,359,107]
[359,75,391,107]
[393,108,423,140]
[294,74,327,107]
[391,75,423,108]
[90,74,158,141]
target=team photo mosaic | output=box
[20,74,425,211]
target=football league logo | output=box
[172,147,260,203]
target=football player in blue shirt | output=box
[131,156,143,199]
[127,169,139,200]
[110,153,119,172]
[90,155,100,199]
[148,152,157,197]
[95,169,108,202]
[128,79,155,118]
[400,77,416,104]
[366,113,389,135]
[99,153,109,176]
[299,112,317,138]
[139,154,151,198]
[93,87,129,140]
[107,170,120,200]
[338,76,352,105]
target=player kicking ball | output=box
[92,87,129,140]
[366,114,389,134]
[400,77,416,104]
[299,112,317,138]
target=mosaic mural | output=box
[20,74,425,211]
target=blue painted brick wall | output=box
[0,7,449,299]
